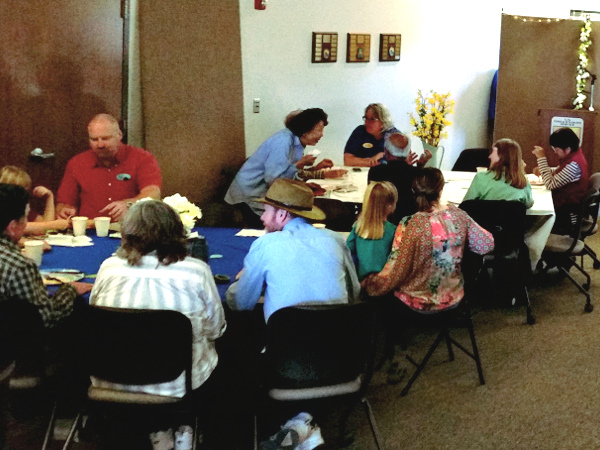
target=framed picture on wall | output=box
[379,34,401,61]
[312,32,338,63]
[346,33,370,63]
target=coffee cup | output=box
[72,216,88,237]
[94,216,111,237]
[23,240,43,266]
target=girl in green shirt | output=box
[347,181,398,279]
[463,138,533,208]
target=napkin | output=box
[235,229,266,237]
[44,235,94,247]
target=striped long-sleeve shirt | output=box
[537,157,581,190]
[89,254,226,398]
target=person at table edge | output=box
[532,127,588,231]
[224,108,346,228]
[0,184,92,328]
[344,103,408,167]
[56,113,162,222]
[225,178,360,322]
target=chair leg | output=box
[401,331,445,397]
[361,397,384,450]
[558,266,594,313]
[444,328,454,362]
[522,286,536,325]
[41,401,58,450]
[584,244,600,269]
[568,258,591,290]
[62,410,83,450]
[466,320,485,385]
[192,414,198,450]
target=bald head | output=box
[88,114,123,165]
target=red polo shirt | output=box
[57,144,162,218]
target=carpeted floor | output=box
[5,234,600,449]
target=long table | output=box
[40,228,256,300]
[309,168,555,268]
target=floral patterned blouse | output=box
[363,205,494,312]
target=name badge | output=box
[116,173,131,181]
[363,143,373,149]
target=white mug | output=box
[23,240,43,266]
[72,216,88,237]
[94,216,111,237]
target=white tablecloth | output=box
[309,169,555,269]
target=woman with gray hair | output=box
[90,199,226,399]
[344,103,409,167]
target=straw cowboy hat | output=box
[256,179,325,221]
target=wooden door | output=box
[0,0,123,195]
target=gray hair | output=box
[384,132,412,158]
[365,103,394,131]
[117,200,188,266]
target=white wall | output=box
[239,0,599,169]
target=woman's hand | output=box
[323,169,348,179]
[532,146,545,159]
[71,282,94,295]
[32,186,53,198]
[368,152,384,167]
[313,159,334,170]
[296,155,317,169]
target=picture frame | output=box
[312,32,338,63]
[346,33,370,63]
[379,34,401,62]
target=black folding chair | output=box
[459,199,535,324]
[313,197,360,232]
[257,302,383,449]
[57,305,199,449]
[452,148,490,172]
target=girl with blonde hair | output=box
[346,181,398,279]
[463,138,533,208]
[0,165,69,234]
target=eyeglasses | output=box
[362,116,380,122]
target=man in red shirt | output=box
[56,114,162,221]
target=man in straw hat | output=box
[226,178,360,322]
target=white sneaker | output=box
[174,425,193,450]
[150,428,174,450]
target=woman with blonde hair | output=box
[344,103,410,167]
[0,166,69,234]
[463,138,533,208]
[347,181,398,279]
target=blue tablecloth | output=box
[41,227,257,300]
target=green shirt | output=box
[346,221,397,280]
[463,171,534,208]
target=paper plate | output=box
[41,269,85,285]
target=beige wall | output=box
[137,0,245,207]
[495,14,600,172]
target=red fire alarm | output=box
[255,0,266,10]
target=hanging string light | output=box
[574,15,592,109]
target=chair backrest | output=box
[313,197,359,232]
[0,299,44,372]
[76,305,194,392]
[263,302,376,390]
[459,199,527,260]
[589,172,600,191]
[578,188,600,241]
[452,148,490,172]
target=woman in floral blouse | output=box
[362,168,495,312]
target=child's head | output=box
[489,138,527,189]
[0,166,32,191]
[412,168,444,212]
[549,127,580,155]
[384,133,411,159]
[356,181,398,239]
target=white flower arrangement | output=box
[162,194,202,232]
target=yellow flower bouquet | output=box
[409,90,455,147]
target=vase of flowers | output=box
[162,193,202,235]
[409,88,454,144]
